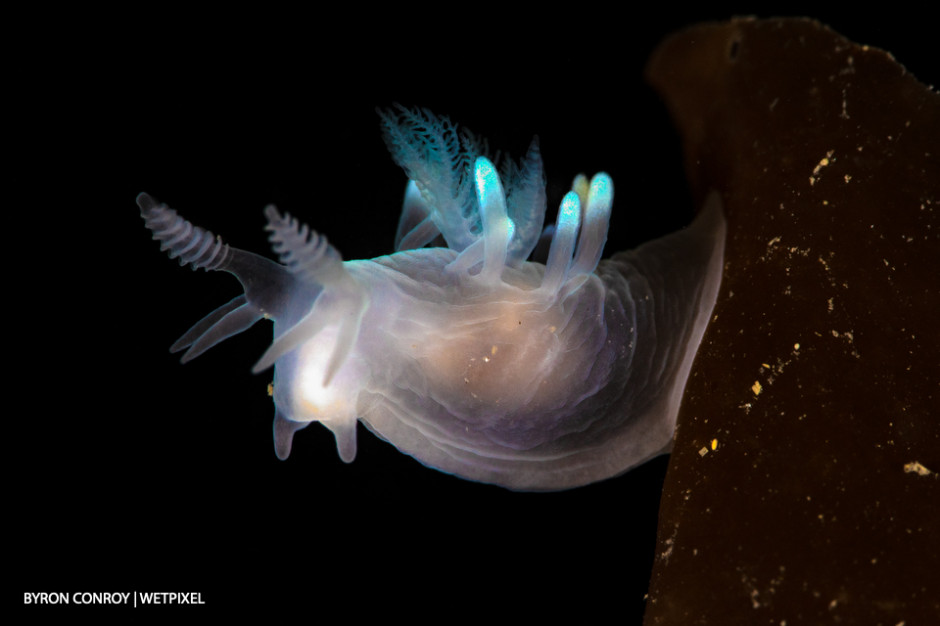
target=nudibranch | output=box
[139,107,726,490]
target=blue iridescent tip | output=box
[474,157,511,280]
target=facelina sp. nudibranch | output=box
[139,106,726,490]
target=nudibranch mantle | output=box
[139,107,726,490]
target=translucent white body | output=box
[139,108,725,490]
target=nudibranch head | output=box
[139,106,725,490]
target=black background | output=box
[11,7,934,620]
